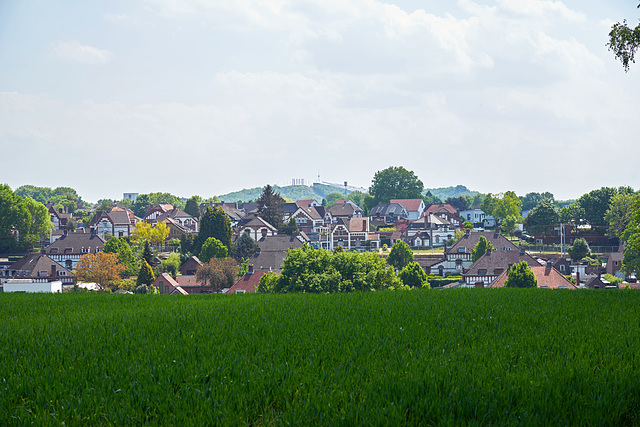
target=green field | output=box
[1,290,639,425]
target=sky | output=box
[1,0,639,203]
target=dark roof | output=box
[370,203,408,217]
[8,253,72,278]
[328,201,362,218]
[465,247,540,276]
[247,235,306,272]
[242,216,278,231]
[448,231,517,255]
[45,232,105,254]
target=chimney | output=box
[248,264,254,274]
[576,271,580,286]
[546,262,552,270]
[51,264,56,276]
[494,232,499,239]
[90,226,96,237]
[486,246,492,256]
[465,230,470,237]
[520,246,525,256]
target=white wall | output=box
[4,280,63,293]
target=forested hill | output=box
[218,183,479,203]
[424,185,479,201]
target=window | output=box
[494,268,504,275]
[458,248,465,253]
[82,248,90,254]
[478,269,487,275]
[57,271,66,276]
[38,270,48,277]
[560,265,566,272]
[615,261,619,266]
[50,248,59,253]
[503,247,511,251]
[536,239,543,244]
[64,248,73,254]
[65,260,72,269]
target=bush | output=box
[603,274,622,286]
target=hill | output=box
[424,185,479,200]
[218,183,356,203]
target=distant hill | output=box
[424,185,479,201]
[218,183,354,203]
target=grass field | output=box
[1,289,639,425]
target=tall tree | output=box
[559,203,585,225]
[195,207,232,254]
[504,261,537,288]
[520,192,555,211]
[578,187,618,227]
[0,185,51,252]
[525,200,559,236]
[445,196,471,211]
[369,166,424,204]
[423,191,442,206]
[471,236,495,263]
[150,222,170,246]
[196,257,238,293]
[136,259,156,287]
[22,197,54,249]
[387,241,414,271]
[607,3,640,72]
[256,185,285,230]
[605,193,637,239]
[103,237,139,277]
[75,252,125,292]
[324,192,344,208]
[199,237,228,263]
[184,195,202,219]
[231,230,259,262]
[282,217,299,236]
[142,241,154,267]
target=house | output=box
[459,208,489,227]
[322,217,379,251]
[370,203,409,224]
[390,199,425,220]
[424,204,463,228]
[180,256,202,275]
[226,266,268,294]
[1,253,73,285]
[586,275,610,289]
[43,232,105,270]
[48,204,73,231]
[247,234,308,272]
[404,214,456,248]
[151,273,189,295]
[296,200,319,208]
[491,263,577,289]
[289,206,325,234]
[430,231,520,277]
[462,246,540,287]
[328,200,363,221]
[237,217,278,241]
[547,258,571,276]
[90,206,136,239]
[174,275,213,294]
[606,243,625,279]
[143,204,174,223]
[154,208,198,233]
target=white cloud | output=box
[51,40,114,65]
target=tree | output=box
[150,222,170,247]
[75,252,126,292]
[136,259,156,287]
[605,193,637,239]
[398,262,430,289]
[369,166,424,204]
[231,230,259,262]
[180,233,195,257]
[21,196,54,249]
[324,192,344,207]
[282,217,299,236]
[423,191,442,206]
[103,237,139,277]
[184,195,202,219]
[142,240,154,267]
[160,252,181,278]
[387,240,414,271]
[471,236,495,263]
[520,192,555,211]
[256,271,279,293]
[504,261,537,288]
[196,257,238,293]
[493,191,522,222]
[559,202,585,225]
[445,196,471,212]
[195,206,232,254]
[131,221,152,243]
[0,185,51,252]
[199,237,229,263]
[256,185,285,230]
[607,4,640,72]
[568,238,591,262]
[621,197,640,273]
[525,199,559,235]
[578,187,618,227]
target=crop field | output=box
[1,289,640,425]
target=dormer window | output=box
[82,248,90,253]
[458,247,465,253]
[478,269,487,275]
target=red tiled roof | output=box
[491,265,577,289]
[390,199,424,212]
[226,270,270,294]
[175,275,207,288]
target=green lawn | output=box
[1,289,639,425]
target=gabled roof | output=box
[242,216,278,231]
[448,231,517,255]
[248,235,306,271]
[491,265,577,289]
[425,203,458,216]
[226,270,269,294]
[465,247,540,276]
[294,206,323,221]
[370,203,408,217]
[175,275,207,288]
[328,201,362,218]
[217,204,244,222]
[8,253,72,278]
[45,232,105,254]
[155,207,198,223]
[296,200,316,208]
[390,199,424,213]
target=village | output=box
[1,172,637,294]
